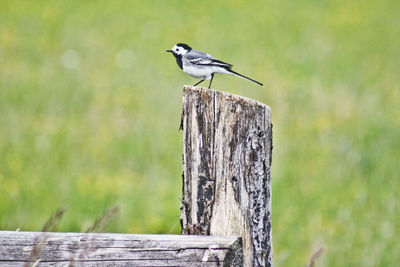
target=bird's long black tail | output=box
[227,69,263,86]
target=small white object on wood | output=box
[180,86,273,267]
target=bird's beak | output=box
[166,49,172,53]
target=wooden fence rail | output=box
[0,231,242,266]
[0,86,273,267]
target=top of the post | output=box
[183,85,271,115]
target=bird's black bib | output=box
[175,55,183,69]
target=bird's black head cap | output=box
[176,43,192,51]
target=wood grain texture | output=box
[180,86,273,267]
[0,231,242,266]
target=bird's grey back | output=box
[184,48,233,68]
[186,49,215,60]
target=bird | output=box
[166,43,263,88]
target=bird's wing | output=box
[186,51,233,68]
[210,58,233,67]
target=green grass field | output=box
[0,1,399,265]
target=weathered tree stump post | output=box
[180,86,273,267]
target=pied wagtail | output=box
[166,43,263,88]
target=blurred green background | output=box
[0,0,399,266]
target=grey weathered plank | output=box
[0,261,226,267]
[180,86,273,267]
[0,231,242,266]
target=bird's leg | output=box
[208,74,214,89]
[193,80,205,86]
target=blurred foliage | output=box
[0,0,399,266]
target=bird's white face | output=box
[171,45,189,55]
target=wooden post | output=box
[180,86,273,267]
